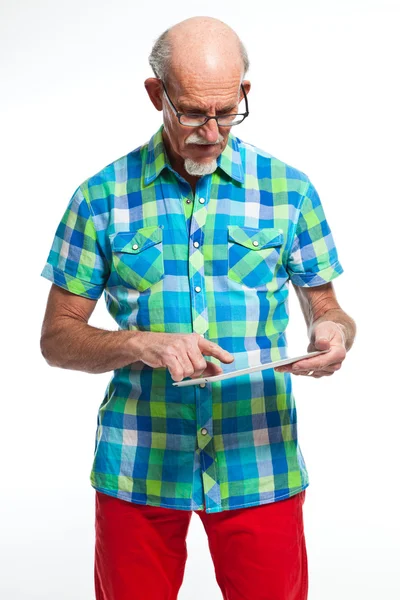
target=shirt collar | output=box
[144,124,244,185]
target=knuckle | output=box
[192,359,207,376]
[184,364,195,376]
[170,369,183,382]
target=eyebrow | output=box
[179,103,238,114]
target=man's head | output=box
[145,17,251,178]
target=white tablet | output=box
[172,349,330,387]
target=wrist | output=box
[128,329,146,362]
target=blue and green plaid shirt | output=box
[41,124,343,513]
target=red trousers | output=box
[94,490,308,600]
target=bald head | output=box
[149,17,249,84]
[145,17,251,183]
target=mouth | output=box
[188,143,220,154]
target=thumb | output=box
[314,336,331,351]
[312,322,336,350]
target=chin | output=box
[184,157,218,176]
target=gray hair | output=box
[148,27,250,82]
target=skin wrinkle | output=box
[144,16,250,187]
[41,17,356,382]
[143,17,356,378]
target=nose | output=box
[197,118,220,144]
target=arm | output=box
[40,284,141,374]
[294,282,356,352]
[39,184,234,378]
[40,284,234,378]
[275,282,356,378]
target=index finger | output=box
[198,337,235,364]
[291,349,341,371]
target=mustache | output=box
[185,133,224,145]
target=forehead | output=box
[169,75,242,111]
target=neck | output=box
[162,129,200,193]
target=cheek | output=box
[163,107,174,134]
[163,113,187,153]
[220,134,230,149]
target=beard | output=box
[184,158,218,176]
[183,131,224,176]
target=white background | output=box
[1,0,399,598]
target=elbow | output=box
[40,333,62,368]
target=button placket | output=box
[188,186,209,336]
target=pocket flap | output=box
[111,225,163,254]
[228,226,283,250]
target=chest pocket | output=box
[227,225,283,287]
[110,225,164,292]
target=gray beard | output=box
[184,158,218,177]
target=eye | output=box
[217,108,236,115]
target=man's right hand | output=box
[131,331,235,382]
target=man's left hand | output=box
[274,321,347,378]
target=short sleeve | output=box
[286,179,344,287]
[40,186,110,299]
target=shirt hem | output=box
[90,481,310,513]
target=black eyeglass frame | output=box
[159,79,249,127]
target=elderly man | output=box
[40,15,356,600]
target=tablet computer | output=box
[172,349,329,387]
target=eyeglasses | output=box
[159,80,249,127]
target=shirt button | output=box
[252,240,259,247]
[186,198,192,203]
[132,243,139,250]
[199,382,206,388]
[199,198,205,204]
[201,428,208,435]
[193,241,200,248]
[195,286,201,292]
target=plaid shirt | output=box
[40,124,344,513]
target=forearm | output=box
[41,319,142,374]
[308,308,356,351]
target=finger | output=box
[330,362,342,371]
[276,364,341,376]
[194,360,224,378]
[167,341,198,378]
[290,350,344,373]
[199,338,235,364]
[186,347,209,378]
[165,353,185,382]
[291,370,315,377]
[313,337,331,351]
[313,370,334,378]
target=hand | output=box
[132,331,235,382]
[274,321,347,378]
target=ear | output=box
[144,77,163,111]
[240,79,251,100]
